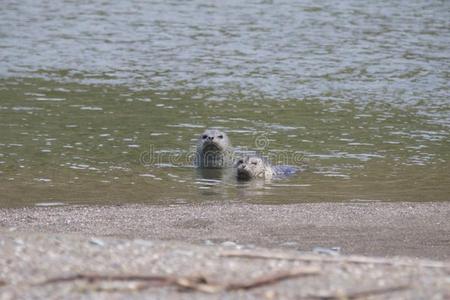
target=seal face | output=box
[236,155,299,180]
[195,129,233,168]
[236,156,273,180]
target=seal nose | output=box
[207,136,214,141]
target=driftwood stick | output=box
[226,267,320,291]
[308,284,410,300]
[219,250,450,269]
[40,274,217,292]
[38,267,320,293]
[40,274,174,285]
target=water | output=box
[0,0,449,207]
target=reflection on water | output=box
[0,0,449,207]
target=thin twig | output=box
[220,250,450,269]
[308,284,410,300]
[40,274,174,285]
[39,273,209,292]
[226,267,320,291]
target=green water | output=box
[0,0,449,207]
[1,78,448,207]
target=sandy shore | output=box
[0,202,449,299]
[1,202,449,259]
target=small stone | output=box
[221,241,237,247]
[204,240,214,246]
[313,246,341,256]
[89,238,105,247]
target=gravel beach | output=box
[1,202,449,259]
[0,202,449,299]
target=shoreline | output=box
[1,201,449,260]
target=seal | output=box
[195,129,233,168]
[236,155,299,180]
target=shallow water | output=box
[0,0,449,207]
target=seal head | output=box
[236,156,273,180]
[195,129,232,168]
[236,155,299,180]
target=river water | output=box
[0,0,449,207]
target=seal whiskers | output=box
[195,129,233,169]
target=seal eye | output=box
[238,159,244,165]
[202,134,208,139]
[218,135,223,139]
[251,161,258,165]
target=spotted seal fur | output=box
[236,155,299,180]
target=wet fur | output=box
[195,129,233,168]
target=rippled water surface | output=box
[0,0,449,207]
